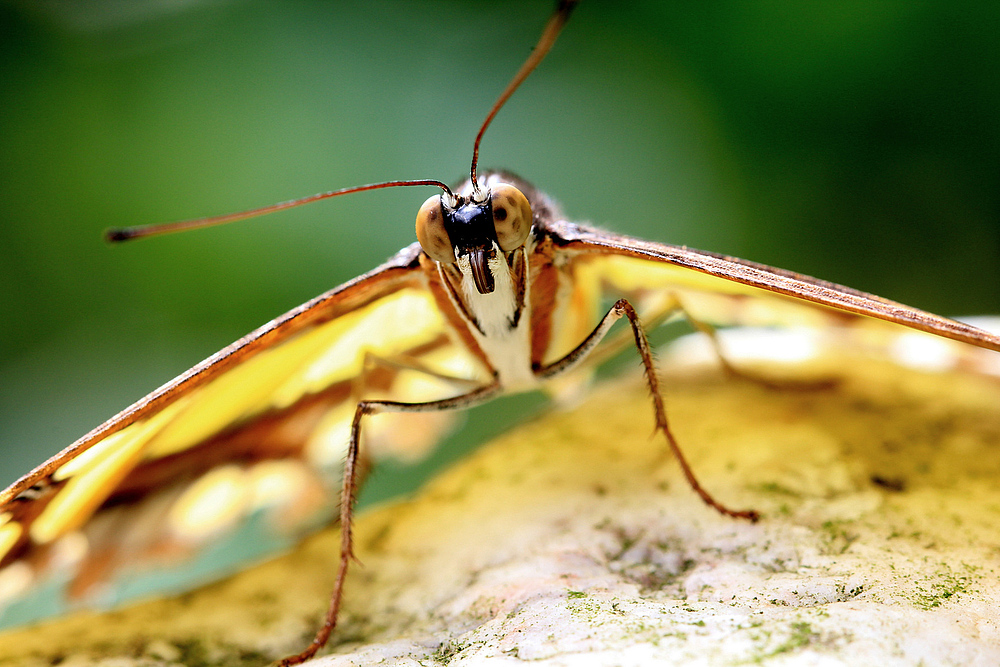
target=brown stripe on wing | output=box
[109,331,461,503]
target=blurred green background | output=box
[2,0,998,497]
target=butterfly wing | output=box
[0,243,491,628]
[544,219,1000,374]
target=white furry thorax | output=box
[453,244,537,392]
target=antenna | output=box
[469,0,579,198]
[106,180,453,242]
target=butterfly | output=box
[2,2,1000,665]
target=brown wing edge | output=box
[545,219,1000,354]
[0,243,426,506]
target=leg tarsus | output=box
[276,401,370,667]
[275,386,501,666]
[540,298,759,523]
[614,300,759,523]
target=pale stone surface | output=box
[2,344,1000,666]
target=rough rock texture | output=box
[2,344,1000,666]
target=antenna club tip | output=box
[104,228,134,242]
[559,0,580,15]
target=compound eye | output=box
[491,184,532,252]
[415,194,455,264]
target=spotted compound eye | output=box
[491,184,532,252]
[415,194,455,264]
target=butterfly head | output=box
[415,181,532,295]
